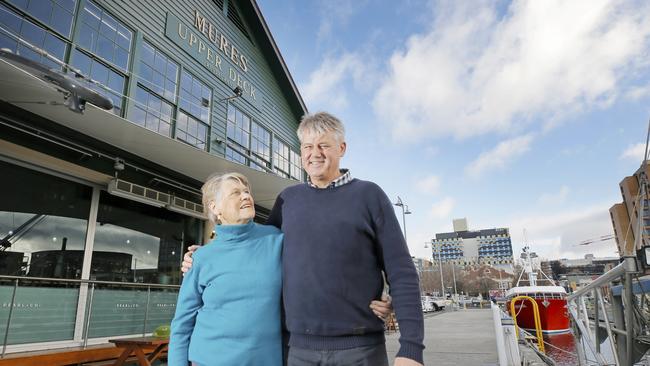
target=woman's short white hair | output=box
[201,172,251,224]
[297,112,345,143]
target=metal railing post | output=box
[142,286,151,337]
[622,256,637,366]
[580,296,591,340]
[491,303,508,366]
[594,288,600,354]
[624,270,635,366]
[568,302,608,365]
[83,283,95,349]
[1,279,18,358]
[596,288,620,366]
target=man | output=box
[183,112,424,366]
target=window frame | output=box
[178,68,212,124]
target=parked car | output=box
[421,296,446,312]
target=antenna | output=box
[641,120,650,164]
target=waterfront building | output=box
[0,0,306,354]
[609,162,650,257]
[431,218,514,273]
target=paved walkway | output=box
[386,309,498,366]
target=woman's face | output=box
[211,179,255,225]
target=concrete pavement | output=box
[386,309,498,366]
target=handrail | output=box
[566,256,638,366]
[0,275,180,289]
[567,261,627,301]
[509,295,545,353]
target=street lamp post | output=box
[393,196,411,242]
[436,240,445,298]
[425,240,445,298]
[451,263,458,297]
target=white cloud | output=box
[625,85,650,100]
[507,203,617,260]
[416,175,441,195]
[537,185,570,206]
[429,197,455,219]
[301,53,368,111]
[373,0,650,142]
[465,134,533,178]
[620,142,646,160]
[316,1,366,42]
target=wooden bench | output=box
[0,340,167,366]
[107,336,168,366]
[384,312,399,333]
[0,344,124,366]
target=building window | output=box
[7,0,76,38]
[0,4,67,69]
[0,160,92,344]
[179,69,211,123]
[176,111,208,150]
[88,191,200,338]
[77,0,132,71]
[131,86,173,137]
[70,48,125,115]
[226,103,250,150]
[139,40,178,102]
[224,104,273,172]
[225,146,247,165]
[273,136,290,178]
[250,121,271,170]
[289,150,302,181]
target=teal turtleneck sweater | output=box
[169,221,283,366]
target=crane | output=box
[575,234,615,246]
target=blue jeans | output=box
[287,343,389,366]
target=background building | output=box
[542,254,620,292]
[609,162,649,257]
[431,218,514,273]
[0,0,306,353]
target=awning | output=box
[0,58,297,210]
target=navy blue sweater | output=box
[268,179,424,364]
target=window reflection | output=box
[0,161,91,279]
[93,191,200,285]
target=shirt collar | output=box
[307,169,352,189]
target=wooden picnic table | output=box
[108,336,168,366]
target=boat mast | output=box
[522,245,537,286]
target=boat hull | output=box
[507,297,570,333]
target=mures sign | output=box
[165,11,262,109]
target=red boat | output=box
[505,246,571,334]
[506,285,570,333]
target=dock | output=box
[386,309,498,366]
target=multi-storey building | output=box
[609,162,650,256]
[431,218,514,272]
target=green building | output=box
[0,0,306,353]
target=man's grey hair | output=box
[297,112,346,143]
[201,172,251,225]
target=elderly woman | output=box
[168,172,283,366]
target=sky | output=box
[257,0,650,261]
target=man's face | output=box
[300,130,346,183]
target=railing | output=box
[509,295,545,353]
[492,303,521,366]
[566,256,646,366]
[0,275,179,358]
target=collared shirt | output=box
[307,169,352,189]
